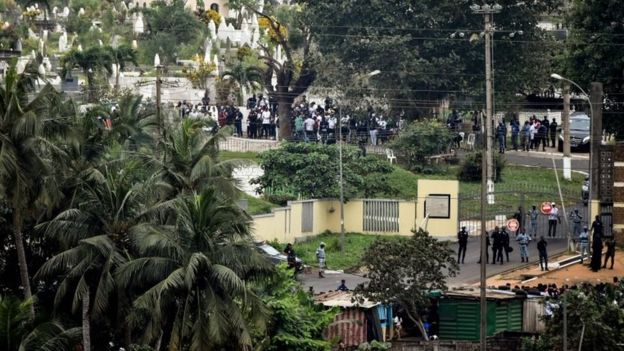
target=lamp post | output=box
[471,4,501,351]
[550,73,594,225]
[339,70,380,253]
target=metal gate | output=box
[458,182,586,239]
[363,199,400,232]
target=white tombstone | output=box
[38,63,46,76]
[43,56,52,72]
[58,31,68,52]
[226,23,235,41]
[42,30,48,42]
[38,38,44,53]
[218,18,227,34]
[208,21,216,39]
[61,7,70,17]
[258,0,265,12]
[54,23,63,32]
[204,44,211,63]
[133,13,144,34]
[78,8,85,16]
[119,1,128,12]
[132,40,138,49]
[110,35,121,48]
[98,39,103,47]
[154,54,160,67]
[31,50,36,59]
[212,54,219,76]
[128,2,135,10]
[77,44,83,52]
[28,28,38,39]
[52,6,58,16]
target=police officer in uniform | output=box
[457,226,469,264]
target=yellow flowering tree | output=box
[182,55,216,89]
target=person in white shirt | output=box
[529,122,536,149]
[547,203,560,238]
[261,107,271,139]
[304,115,316,142]
[327,114,337,142]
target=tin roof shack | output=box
[314,291,393,347]
[437,290,524,341]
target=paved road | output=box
[298,236,570,293]
[447,236,569,285]
[501,147,589,173]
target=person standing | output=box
[591,215,604,239]
[491,227,503,265]
[578,226,590,264]
[457,226,469,264]
[590,230,603,272]
[261,107,272,139]
[527,205,539,238]
[316,242,326,278]
[501,226,511,263]
[522,121,531,151]
[511,118,519,151]
[497,122,506,153]
[547,203,560,238]
[516,229,531,262]
[537,236,549,271]
[549,118,558,147]
[284,243,297,273]
[538,122,548,151]
[603,239,616,270]
[569,208,583,240]
[304,114,316,142]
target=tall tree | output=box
[117,188,273,351]
[60,46,113,102]
[305,0,562,117]
[230,0,318,138]
[355,229,458,340]
[559,0,624,139]
[0,63,62,317]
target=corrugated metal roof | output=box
[325,309,368,347]
[313,291,379,308]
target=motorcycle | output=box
[581,177,589,206]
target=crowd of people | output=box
[496,114,559,153]
[460,208,614,273]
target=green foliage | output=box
[558,0,624,140]
[358,340,392,351]
[253,265,338,351]
[253,142,396,200]
[457,151,506,182]
[525,285,624,350]
[390,119,455,171]
[355,229,458,340]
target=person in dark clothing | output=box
[284,243,297,274]
[537,236,549,271]
[511,119,520,151]
[591,216,604,238]
[234,109,243,137]
[497,122,506,153]
[591,231,603,272]
[491,227,504,264]
[501,226,511,262]
[477,233,490,264]
[457,226,469,264]
[549,118,558,147]
[513,206,524,231]
[603,239,616,269]
[337,279,349,291]
[538,123,548,151]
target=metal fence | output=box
[363,199,400,232]
[218,136,279,153]
[301,201,314,233]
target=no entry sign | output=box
[540,202,553,215]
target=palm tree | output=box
[35,161,168,351]
[110,45,138,91]
[117,188,273,350]
[0,296,81,351]
[0,63,63,317]
[221,60,264,105]
[90,94,156,148]
[157,118,243,198]
[60,46,113,102]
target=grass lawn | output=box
[220,150,260,162]
[244,194,278,215]
[271,232,404,271]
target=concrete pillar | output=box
[613,142,624,243]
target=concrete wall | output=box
[251,180,459,242]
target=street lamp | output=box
[339,70,381,253]
[550,73,595,227]
[472,4,501,351]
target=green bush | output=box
[265,193,297,206]
[457,151,506,182]
[390,119,455,173]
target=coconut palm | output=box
[110,45,138,91]
[156,118,243,198]
[117,187,273,351]
[0,63,63,317]
[60,46,113,102]
[35,160,169,351]
[221,60,264,105]
[0,296,81,351]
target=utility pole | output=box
[562,84,571,180]
[589,83,603,221]
[339,107,345,253]
[156,65,163,155]
[471,4,502,351]
[563,291,568,351]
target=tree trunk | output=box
[82,291,91,351]
[277,94,293,140]
[404,308,430,341]
[13,208,34,319]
